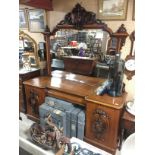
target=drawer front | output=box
[25,85,45,119]
[85,102,121,149]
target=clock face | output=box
[125,59,135,71]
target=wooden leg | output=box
[118,128,124,150]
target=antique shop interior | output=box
[19,0,135,155]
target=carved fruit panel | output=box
[91,108,110,140]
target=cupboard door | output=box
[25,85,45,119]
[85,102,121,153]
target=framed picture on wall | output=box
[28,9,46,33]
[132,0,135,20]
[19,9,28,29]
[29,55,37,66]
[98,0,128,20]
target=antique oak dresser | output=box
[23,70,126,155]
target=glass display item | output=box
[22,53,31,71]
[108,53,125,97]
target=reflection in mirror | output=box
[43,3,128,76]
[19,31,38,69]
[50,29,110,62]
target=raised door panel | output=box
[85,102,121,151]
[25,85,45,119]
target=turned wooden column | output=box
[42,30,52,76]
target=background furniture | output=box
[119,109,135,149]
[19,31,39,67]
[19,68,40,113]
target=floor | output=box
[19,113,132,155]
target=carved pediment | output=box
[58,3,102,29]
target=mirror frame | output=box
[19,30,39,67]
[42,3,128,76]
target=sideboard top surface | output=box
[24,71,105,96]
[23,70,126,108]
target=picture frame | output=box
[29,55,37,66]
[98,0,128,20]
[132,0,135,20]
[28,9,46,33]
[19,9,28,29]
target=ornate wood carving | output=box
[42,3,128,75]
[116,24,128,50]
[58,3,102,30]
[107,24,128,55]
[116,24,127,33]
[91,108,110,140]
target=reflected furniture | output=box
[42,3,128,76]
[63,56,96,75]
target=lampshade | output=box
[78,42,87,49]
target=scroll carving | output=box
[116,24,128,51]
[58,3,103,29]
[91,108,110,140]
[116,24,127,33]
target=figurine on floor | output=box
[29,114,71,153]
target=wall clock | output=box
[124,31,135,80]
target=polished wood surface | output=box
[23,70,105,115]
[23,70,126,154]
[51,70,104,85]
[24,70,105,94]
[86,93,127,109]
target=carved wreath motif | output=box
[92,108,110,139]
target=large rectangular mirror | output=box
[50,29,110,60]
